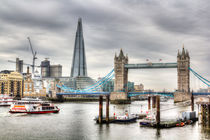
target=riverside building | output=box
[0,70,23,97]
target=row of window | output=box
[25,84,33,89]
[42,107,55,110]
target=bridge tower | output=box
[174,46,191,102]
[110,49,130,103]
[114,49,128,92]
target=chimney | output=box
[27,66,30,74]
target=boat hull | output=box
[114,117,137,123]
[9,109,60,114]
[0,104,12,106]
[27,110,60,114]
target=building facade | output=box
[197,88,208,93]
[16,58,23,73]
[41,59,50,77]
[134,83,144,92]
[102,79,134,92]
[41,59,62,78]
[0,70,23,97]
[50,65,62,77]
[23,68,46,97]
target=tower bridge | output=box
[110,47,190,103]
[56,46,209,103]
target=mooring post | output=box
[191,94,194,111]
[198,104,200,121]
[201,105,204,124]
[148,96,151,110]
[156,96,160,127]
[204,105,207,126]
[99,95,103,124]
[202,105,207,126]
[152,96,156,108]
[208,105,210,127]
[106,95,110,123]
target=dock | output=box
[140,119,198,128]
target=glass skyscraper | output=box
[64,18,96,90]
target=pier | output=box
[98,95,110,124]
[197,99,210,127]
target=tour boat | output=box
[9,100,60,114]
[0,95,15,106]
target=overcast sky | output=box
[0,0,209,91]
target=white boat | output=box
[114,110,137,123]
[114,114,137,123]
[9,99,60,114]
[0,95,15,106]
[160,96,169,102]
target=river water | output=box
[0,100,209,140]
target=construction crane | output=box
[8,60,31,66]
[27,37,37,74]
[8,60,40,74]
[8,60,40,67]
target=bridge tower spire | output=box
[175,46,191,102]
[114,49,128,92]
[177,46,190,92]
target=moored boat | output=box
[114,114,137,123]
[0,95,15,106]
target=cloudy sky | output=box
[0,0,209,91]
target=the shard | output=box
[63,18,95,90]
[71,18,87,77]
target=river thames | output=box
[0,100,210,140]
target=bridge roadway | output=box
[56,92,210,97]
[124,63,177,69]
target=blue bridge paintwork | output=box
[56,67,209,98]
[56,92,210,97]
[127,92,174,97]
[56,92,110,96]
[192,92,210,96]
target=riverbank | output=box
[47,97,100,102]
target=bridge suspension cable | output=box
[189,67,209,87]
[56,69,115,93]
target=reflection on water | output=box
[0,100,210,140]
[156,128,161,138]
[200,125,210,140]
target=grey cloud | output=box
[0,0,209,91]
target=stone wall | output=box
[174,91,191,103]
[110,92,130,104]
